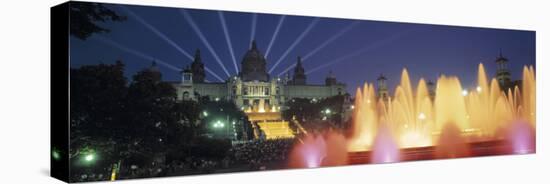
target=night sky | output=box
[70,3,536,95]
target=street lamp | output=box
[84,154,95,162]
[213,120,224,128]
[79,151,97,166]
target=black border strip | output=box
[51,1,70,183]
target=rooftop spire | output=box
[195,49,201,57]
[251,40,257,50]
[496,49,508,63]
[193,49,202,63]
[377,73,387,81]
[292,56,306,85]
[427,80,434,85]
[327,70,335,78]
[149,60,160,73]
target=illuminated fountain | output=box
[348,63,535,155]
[288,135,326,168]
[435,123,470,158]
[505,120,535,154]
[370,125,400,163]
[347,83,378,151]
[288,131,348,168]
[321,132,348,166]
[521,65,536,127]
[386,69,434,148]
[503,66,536,154]
[290,63,535,168]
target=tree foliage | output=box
[69,61,263,180]
[70,61,127,141]
[70,2,126,40]
[200,100,254,140]
[282,95,348,132]
[69,61,205,174]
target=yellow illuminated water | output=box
[348,63,536,151]
[348,83,378,151]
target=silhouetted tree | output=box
[282,95,346,132]
[200,100,252,140]
[70,60,127,141]
[282,98,319,122]
[70,2,126,40]
[124,67,177,154]
[170,100,201,141]
[69,61,128,180]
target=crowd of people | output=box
[118,139,296,179]
[70,138,296,182]
[229,138,295,170]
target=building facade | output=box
[173,41,347,114]
[172,41,346,139]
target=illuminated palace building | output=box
[172,41,347,139]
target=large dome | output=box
[241,41,269,81]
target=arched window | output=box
[183,91,190,100]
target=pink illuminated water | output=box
[321,132,348,166]
[435,123,470,158]
[371,125,400,163]
[287,64,535,168]
[506,120,535,154]
[288,135,325,168]
[288,131,347,168]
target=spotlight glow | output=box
[278,21,359,76]
[250,13,257,45]
[204,67,225,82]
[119,6,193,59]
[265,15,286,58]
[181,9,231,77]
[304,21,359,61]
[95,36,180,71]
[306,29,417,75]
[96,36,225,82]
[218,11,239,74]
[118,6,225,81]
[269,18,320,74]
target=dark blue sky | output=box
[70,3,535,95]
